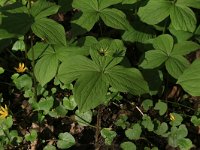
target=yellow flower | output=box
[14,63,27,73]
[169,113,175,121]
[0,105,8,119]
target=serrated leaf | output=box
[34,53,58,86]
[140,50,168,69]
[100,8,131,30]
[170,5,196,32]
[37,97,54,114]
[171,41,200,55]
[191,116,200,126]
[31,18,66,46]
[30,0,59,19]
[142,115,154,131]
[177,59,200,96]
[13,74,32,90]
[57,132,75,149]
[154,100,167,116]
[74,72,108,112]
[165,56,189,79]
[106,66,149,95]
[138,0,172,25]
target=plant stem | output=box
[95,106,102,149]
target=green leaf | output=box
[36,97,54,114]
[176,0,200,9]
[142,115,154,131]
[43,145,56,150]
[171,41,200,55]
[125,123,142,140]
[106,66,149,95]
[100,8,131,30]
[57,132,75,149]
[165,56,189,79]
[63,96,77,110]
[31,18,66,46]
[75,110,92,126]
[1,116,13,129]
[169,28,193,42]
[74,72,108,112]
[142,99,153,111]
[25,130,37,142]
[122,0,137,4]
[170,5,196,32]
[12,39,25,51]
[49,104,68,118]
[140,50,168,69]
[90,39,126,70]
[12,74,32,90]
[30,0,59,19]
[154,100,167,116]
[100,128,117,145]
[34,52,58,86]
[154,122,168,136]
[170,113,183,126]
[0,67,4,74]
[138,0,172,25]
[27,43,50,60]
[0,12,34,38]
[178,138,193,150]
[122,27,155,43]
[57,55,99,84]
[191,116,200,126]
[177,59,200,96]
[72,11,99,31]
[98,0,122,10]
[120,142,136,150]
[153,34,174,55]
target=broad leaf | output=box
[100,8,131,30]
[122,27,155,43]
[170,5,196,32]
[106,66,149,95]
[74,72,109,112]
[140,50,168,69]
[138,0,172,25]
[72,12,99,31]
[165,56,189,79]
[30,0,59,19]
[34,53,58,86]
[90,39,126,70]
[153,34,174,55]
[99,0,122,10]
[154,100,167,116]
[31,18,66,46]
[57,55,99,84]
[169,28,193,42]
[57,132,75,149]
[171,41,200,55]
[177,0,200,9]
[177,59,200,96]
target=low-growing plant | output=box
[0,0,200,149]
